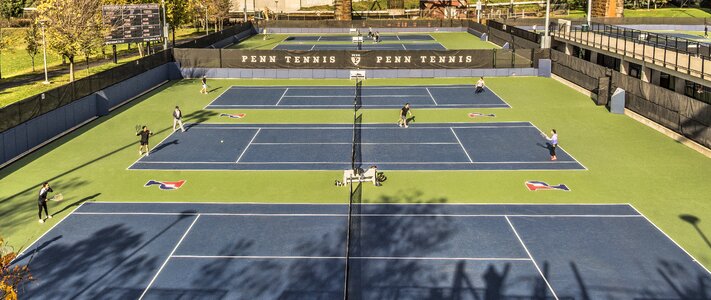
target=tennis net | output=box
[344,76,364,299]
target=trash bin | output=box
[581,24,590,32]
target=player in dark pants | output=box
[543,129,558,160]
[38,182,53,223]
[137,126,153,156]
[397,103,413,128]
[475,77,486,94]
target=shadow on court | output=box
[680,214,711,250]
[15,211,196,299]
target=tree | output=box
[36,0,106,82]
[166,0,189,46]
[0,0,28,18]
[206,0,231,32]
[24,20,40,72]
[0,237,33,300]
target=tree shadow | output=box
[51,192,101,217]
[14,212,195,299]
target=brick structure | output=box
[591,0,623,17]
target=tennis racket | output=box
[135,124,141,133]
[49,193,64,202]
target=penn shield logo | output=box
[351,54,361,66]
[145,180,186,190]
[220,113,246,119]
[525,181,570,191]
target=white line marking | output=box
[250,142,459,145]
[138,215,201,300]
[202,85,233,110]
[171,255,532,261]
[127,128,178,170]
[628,204,711,275]
[317,36,322,42]
[450,127,473,163]
[188,125,535,130]
[486,86,512,108]
[12,202,88,263]
[134,161,582,165]
[235,129,261,163]
[282,95,430,98]
[505,216,559,300]
[425,87,439,105]
[72,212,641,218]
[401,43,407,50]
[275,88,289,106]
[528,123,588,171]
[310,44,316,51]
[208,104,508,107]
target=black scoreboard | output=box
[102,4,162,45]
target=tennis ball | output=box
[220,140,224,143]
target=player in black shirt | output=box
[37,182,53,223]
[398,103,413,128]
[137,126,153,156]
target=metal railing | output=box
[553,22,710,79]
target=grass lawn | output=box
[230,32,499,50]
[0,76,709,272]
[623,7,711,17]
[0,27,201,107]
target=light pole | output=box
[162,0,168,50]
[587,0,592,26]
[275,0,279,20]
[244,0,248,22]
[541,0,550,48]
[40,20,50,84]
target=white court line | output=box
[133,161,582,165]
[126,127,180,171]
[12,202,88,264]
[235,128,261,163]
[202,85,233,110]
[505,216,560,300]
[187,125,535,130]
[628,204,711,275]
[528,123,588,171]
[282,95,429,98]
[450,128,474,163]
[171,255,531,261]
[425,88,439,105]
[138,215,201,300]
[207,104,508,107]
[401,43,407,50]
[317,36,322,42]
[87,201,636,206]
[486,86,513,108]
[274,88,289,106]
[251,142,459,145]
[72,211,644,218]
[309,44,316,51]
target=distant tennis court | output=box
[206,85,508,109]
[284,34,435,42]
[273,43,447,50]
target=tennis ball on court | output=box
[220,140,224,143]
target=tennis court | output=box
[13,202,711,299]
[284,34,435,42]
[128,122,584,171]
[272,43,447,50]
[205,85,508,109]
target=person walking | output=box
[397,103,413,128]
[137,126,153,156]
[173,106,186,132]
[542,129,558,160]
[37,182,53,223]
[200,76,208,94]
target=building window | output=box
[659,73,674,91]
[596,53,620,71]
[685,80,711,104]
[628,63,641,79]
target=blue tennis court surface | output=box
[206,85,508,109]
[284,34,435,42]
[13,203,711,299]
[128,122,585,171]
[273,43,447,50]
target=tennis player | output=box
[398,103,413,128]
[475,77,485,94]
[37,182,53,223]
[173,106,185,132]
[137,126,153,156]
[200,76,208,94]
[543,129,558,160]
